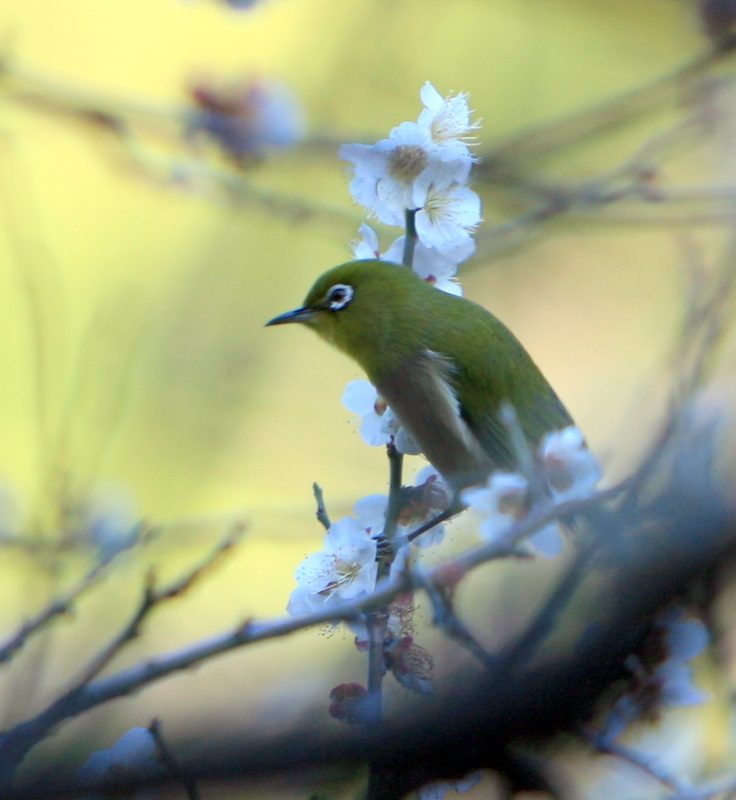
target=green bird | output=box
[266,259,573,490]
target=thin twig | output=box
[67,523,244,689]
[402,209,417,268]
[313,483,331,531]
[0,562,105,665]
[416,570,496,669]
[148,719,200,800]
[493,535,600,675]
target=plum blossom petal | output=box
[406,466,451,548]
[351,223,381,260]
[418,81,480,162]
[288,517,378,614]
[540,426,602,502]
[342,380,392,447]
[383,236,470,296]
[462,472,529,544]
[415,183,481,254]
[77,727,164,796]
[341,124,472,225]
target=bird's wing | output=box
[373,350,493,489]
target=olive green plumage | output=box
[267,260,572,489]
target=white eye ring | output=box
[326,283,354,310]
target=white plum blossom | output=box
[415,183,482,254]
[418,81,480,162]
[352,224,469,296]
[601,609,709,744]
[540,426,602,502]
[418,771,483,800]
[351,222,382,260]
[341,122,470,227]
[404,466,452,548]
[341,82,482,259]
[461,427,602,558]
[353,493,389,536]
[462,472,563,558]
[342,379,421,454]
[77,727,163,797]
[287,515,378,616]
[342,380,392,447]
[654,609,709,707]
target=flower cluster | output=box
[287,468,453,618]
[341,81,480,256]
[338,83,481,457]
[462,426,602,557]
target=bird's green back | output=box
[302,260,572,473]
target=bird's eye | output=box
[326,283,354,310]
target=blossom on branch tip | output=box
[77,727,164,792]
[341,123,469,226]
[351,224,470,296]
[287,516,378,616]
[540,426,601,501]
[342,379,421,453]
[462,472,563,558]
[414,183,481,254]
[601,609,709,743]
[418,81,480,162]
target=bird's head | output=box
[266,259,426,370]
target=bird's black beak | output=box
[265,307,315,326]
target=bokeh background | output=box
[0,0,732,796]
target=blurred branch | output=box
[0,562,105,665]
[148,719,201,800]
[67,523,245,689]
[0,487,622,787]
[584,729,693,794]
[312,482,331,531]
[8,432,733,800]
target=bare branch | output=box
[67,523,245,689]
[312,482,331,531]
[148,719,200,800]
[0,562,105,665]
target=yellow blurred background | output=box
[0,0,731,793]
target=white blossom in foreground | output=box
[540,426,602,502]
[418,771,483,800]
[77,727,163,798]
[601,609,709,743]
[461,426,600,558]
[418,81,479,162]
[342,379,421,454]
[653,609,709,707]
[462,472,562,558]
[287,515,378,615]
